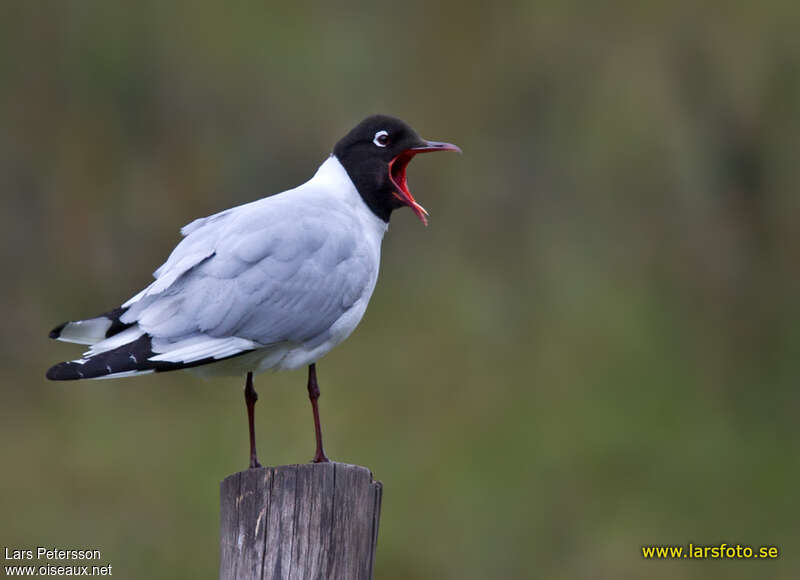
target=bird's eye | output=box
[373,130,389,147]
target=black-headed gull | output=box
[46,115,460,467]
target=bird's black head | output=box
[333,115,460,225]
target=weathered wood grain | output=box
[220,463,382,580]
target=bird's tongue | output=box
[389,151,429,226]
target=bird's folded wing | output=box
[120,193,374,361]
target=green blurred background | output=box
[2,1,799,578]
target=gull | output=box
[46,115,460,467]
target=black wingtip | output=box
[46,362,79,381]
[45,334,253,382]
[49,322,67,340]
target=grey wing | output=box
[119,199,373,364]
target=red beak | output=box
[388,140,461,225]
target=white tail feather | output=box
[54,317,113,345]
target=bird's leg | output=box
[244,371,262,469]
[307,363,330,463]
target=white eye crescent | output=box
[373,130,389,147]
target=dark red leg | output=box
[307,363,330,463]
[244,371,262,469]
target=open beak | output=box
[388,140,462,226]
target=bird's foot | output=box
[311,452,330,464]
[249,458,263,469]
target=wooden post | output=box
[220,462,382,580]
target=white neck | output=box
[307,155,388,235]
